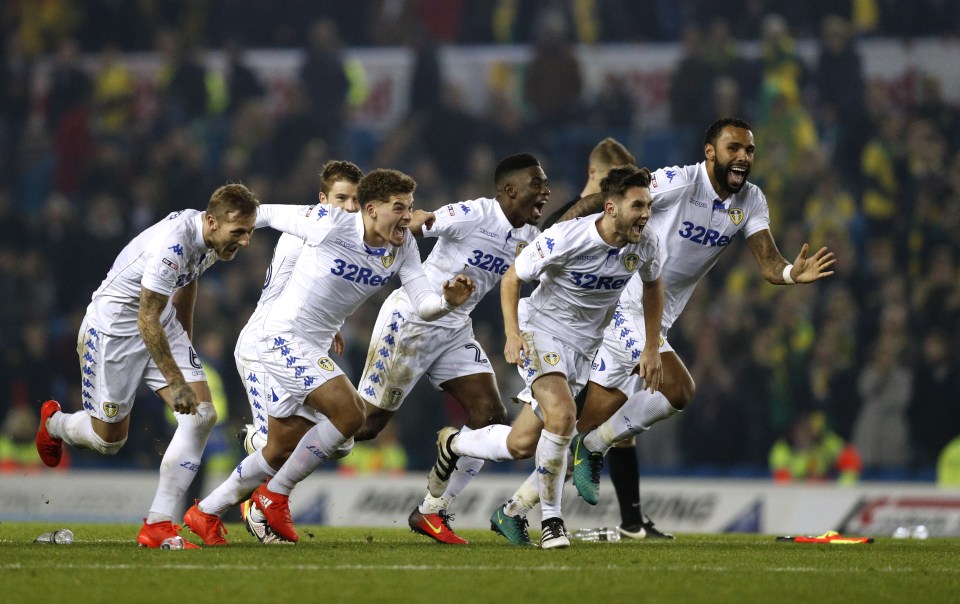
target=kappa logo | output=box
[543,352,560,366]
[623,253,640,271]
[103,402,119,418]
[728,208,744,225]
[382,254,395,269]
[317,357,335,371]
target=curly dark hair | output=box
[357,168,416,205]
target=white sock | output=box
[147,402,216,522]
[584,390,679,453]
[268,419,346,495]
[537,430,571,521]
[451,424,513,461]
[443,455,484,504]
[504,468,539,517]
[199,450,276,517]
[49,411,97,448]
[418,493,449,515]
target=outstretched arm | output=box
[558,192,604,222]
[746,230,836,284]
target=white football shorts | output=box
[589,304,672,395]
[77,314,207,423]
[358,290,494,412]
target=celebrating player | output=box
[36,184,260,548]
[428,165,664,548]
[353,153,547,544]
[499,117,837,540]
[181,168,476,545]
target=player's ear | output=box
[705,143,715,161]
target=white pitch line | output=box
[2,562,959,574]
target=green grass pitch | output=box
[2,523,958,603]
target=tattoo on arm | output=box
[558,192,604,222]
[746,230,789,283]
[138,288,187,390]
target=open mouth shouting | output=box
[726,164,749,192]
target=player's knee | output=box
[335,403,366,437]
[663,377,697,411]
[90,433,126,455]
[506,433,538,459]
[670,378,695,411]
[465,401,507,429]
[355,411,389,442]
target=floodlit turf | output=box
[2,523,958,603]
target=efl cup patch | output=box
[317,357,335,371]
[103,402,119,418]
[623,253,639,271]
[382,254,395,268]
[543,352,560,366]
[728,208,744,225]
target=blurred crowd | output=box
[1,0,959,480]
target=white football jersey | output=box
[516,214,661,356]
[85,210,217,336]
[257,205,434,347]
[623,162,770,330]
[234,230,307,363]
[397,197,540,327]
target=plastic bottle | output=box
[160,536,185,550]
[34,529,74,545]
[571,527,621,542]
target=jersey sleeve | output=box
[636,231,662,282]
[256,204,337,245]
[397,237,450,320]
[514,224,569,282]
[649,165,692,212]
[741,187,772,238]
[140,232,190,297]
[423,200,480,240]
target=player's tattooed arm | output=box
[139,287,197,413]
[746,230,836,285]
[558,192,603,222]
